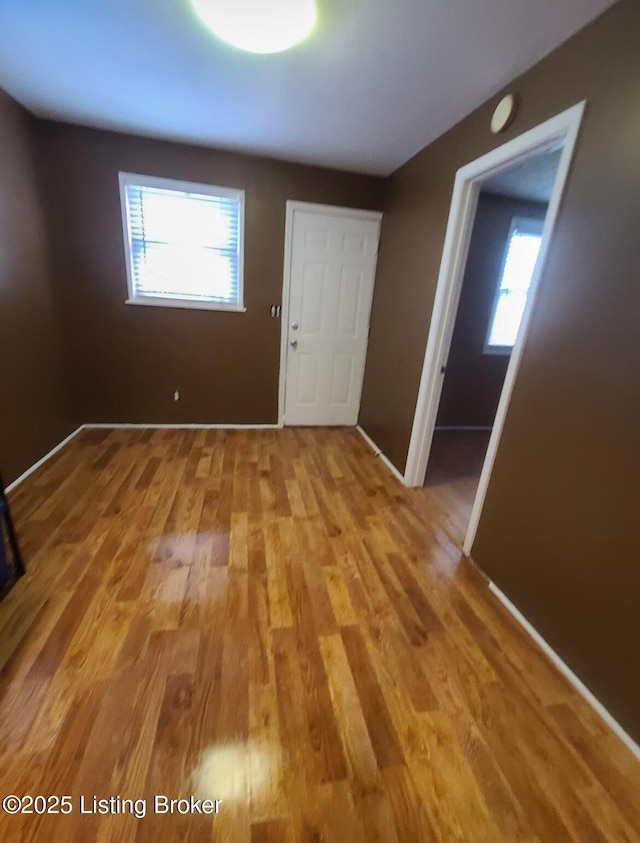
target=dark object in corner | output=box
[0,475,25,601]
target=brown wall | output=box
[360,0,640,739]
[0,92,73,485]
[35,122,384,425]
[436,193,547,428]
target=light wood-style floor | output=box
[0,427,638,843]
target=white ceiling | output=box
[0,0,614,176]
[483,149,563,204]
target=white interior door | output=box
[283,205,381,426]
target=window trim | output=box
[484,215,543,356]
[118,171,246,313]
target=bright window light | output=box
[486,218,543,352]
[119,173,245,312]
[189,0,318,55]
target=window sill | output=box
[125,297,247,314]
[483,344,512,356]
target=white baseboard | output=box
[356,425,406,485]
[82,423,281,430]
[5,426,85,494]
[489,581,640,762]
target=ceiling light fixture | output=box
[189,0,318,55]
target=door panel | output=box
[297,354,320,406]
[336,267,363,336]
[300,263,326,334]
[284,208,380,426]
[330,352,355,406]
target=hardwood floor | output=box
[424,429,492,487]
[0,427,638,842]
[423,428,493,534]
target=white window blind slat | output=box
[121,175,244,309]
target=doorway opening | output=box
[403,103,586,554]
[425,151,559,509]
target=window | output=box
[119,172,245,312]
[485,217,543,353]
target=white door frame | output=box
[278,200,383,427]
[402,101,586,556]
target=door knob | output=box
[291,322,299,330]
[290,339,298,348]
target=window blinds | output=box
[123,181,242,307]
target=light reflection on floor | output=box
[190,743,268,805]
[152,531,231,569]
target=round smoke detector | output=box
[491,94,517,134]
